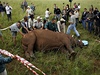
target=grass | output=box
[0,0,100,75]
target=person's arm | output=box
[32,23,36,30]
[41,22,44,29]
[0,56,13,64]
[24,26,29,32]
[18,30,25,36]
[21,22,29,32]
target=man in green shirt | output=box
[45,18,58,32]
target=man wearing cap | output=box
[66,11,80,38]
[57,18,66,33]
[26,6,33,18]
[10,21,24,46]
[33,16,43,29]
[45,18,58,32]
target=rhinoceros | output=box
[22,29,83,59]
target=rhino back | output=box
[33,29,66,51]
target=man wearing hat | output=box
[33,16,43,29]
[57,18,66,33]
[45,18,58,32]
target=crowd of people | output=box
[0,0,100,45]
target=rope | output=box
[0,49,46,75]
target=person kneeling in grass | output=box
[10,21,24,46]
[0,54,15,75]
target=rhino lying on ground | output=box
[22,29,83,59]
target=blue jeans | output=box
[87,21,93,33]
[82,20,86,29]
[66,24,80,36]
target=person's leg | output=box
[11,32,17,46]
[7,14,9,21]
[73,25,80,37]
[88,21,90,32]
[58,14,61,21]
[82,20,86,29]
[90,22,93,33]
[0,69,7,75]
[9,12,12,21]
[66,25,72,34]
[1,12,4,17]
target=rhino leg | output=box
[63,40,76,60]
[22,44,30,58]
[27,44,35,58]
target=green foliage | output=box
[0,0,100,75]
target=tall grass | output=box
[0,0,100,75]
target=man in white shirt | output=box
[5,3,12,21]
[33,16,43,29]
[45,8,50,20]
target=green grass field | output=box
[0,0,100,75]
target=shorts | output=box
[11,31,17,37]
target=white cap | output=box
[27,6,30,8]
[60,18,65,21]
[37,16,42,20]
[34,20,37,23]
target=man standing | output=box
[81,8,88,29]
[5,3,12,21]
[54,7,61,21]
[10,21,24,46]
[45,18,58,32]
[66,11,80,38]
[23,0,28,11]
